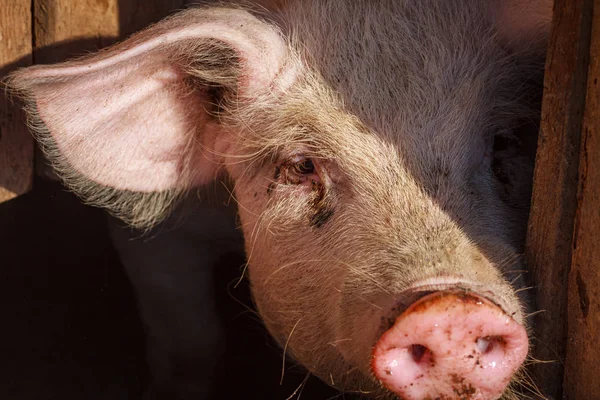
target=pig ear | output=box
[7,7,287,227]
[491,0,554,55]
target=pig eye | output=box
[276,156,320,187]
[292,158,315,175]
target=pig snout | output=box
[371,291,528,400]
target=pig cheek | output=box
[232,176,303,296]
[247,249,349,384]
[235,185,347,366]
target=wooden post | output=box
[0,1,34,202]
[525,0,594,398]
[563,0,600,397]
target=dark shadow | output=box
[0,178,147,400]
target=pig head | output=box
[7,1,552,399]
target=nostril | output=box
[476,336,506,354]
[476,337,492,353]
[409,344,427,362]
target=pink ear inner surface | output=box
[12,7,288,192]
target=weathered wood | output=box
[0,1,34,202]
[563,0,600,397]
[525,0,594,398]
[33,0,120,64]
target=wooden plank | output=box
[525,0,594,398]
[0,1,34,202]
[33,0,120,64]
[563,0,600,396]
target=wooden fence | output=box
[0,1,598,398]
[526,0,600,398]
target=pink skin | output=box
[372,291,528,400]
[14,8,289,193]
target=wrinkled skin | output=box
[7,0,551,398]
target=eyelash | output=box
[274,155,320,187]
[292,158,315,175]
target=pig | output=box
[6,0,552,398]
